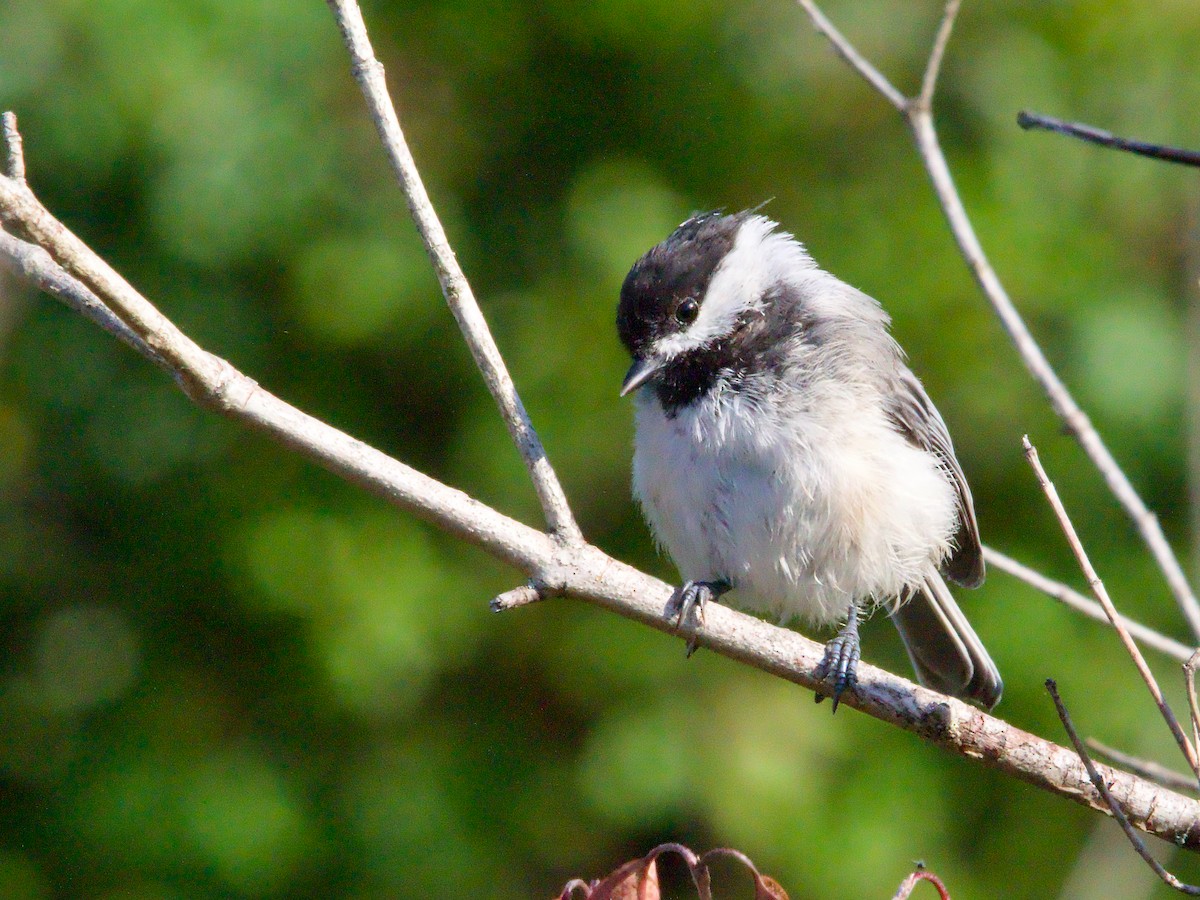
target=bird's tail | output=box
[890,572,1002,710]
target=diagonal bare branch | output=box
[0,226,166,369]
[1186,651,1200,780]
[324,0,582,544]
[5,156,1200,850]
[793,0,906,112]
[0,169,224,399]
[1025,436,1199,777]
[1087,739,1198,795]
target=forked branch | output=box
[795,0,1200,641]
[324,0,581,544]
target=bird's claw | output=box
[814,606,861,713]
[666,579,730,657]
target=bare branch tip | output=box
[918,0,963,108]
[2,111,26,184]
[491,583,546,612]
[1017,108,1200,169]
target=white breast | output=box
[631,376,958,628]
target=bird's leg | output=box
[666,579,730,658]
[814,604,861,713]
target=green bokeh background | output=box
[2,1,1200,897]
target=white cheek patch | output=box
[651,215,817,360]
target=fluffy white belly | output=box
[632,386,957,627]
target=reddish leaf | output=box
[554,843,790,899]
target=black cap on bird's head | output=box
[616,211,746,395]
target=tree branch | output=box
[2,155,1200,851]
[0,226,166,369]
[323,0,581,544]
[2,111,25,184]
[4,0,1200,855]
[793,0,906,112]
[796,0,1200,643]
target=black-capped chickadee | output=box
[617,210,1001,711]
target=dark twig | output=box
[1048,680,1200,895]
[1025,436,1200,777]
[1018,111,1200,168]
[1087,739,1199,795]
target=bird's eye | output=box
[675,298,699,325]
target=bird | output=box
[616,209,1001,711]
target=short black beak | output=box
[620,356,661,397]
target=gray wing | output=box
[885,368,984,588]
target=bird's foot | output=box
[666,579,730,658]
[814,606,861,713]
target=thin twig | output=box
[2,112,25,184]
[1018,111,1200,168]
[1048,679,1200,895]
[916,0,962,112]
[1186,651,1200,780]
[1024,436,1199,776]
[796,1,1200,644]
[793,0,906,112]
[983,546,1194,663]
[1087,739,1199,795]
[323,0,582,544]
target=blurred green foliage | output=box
[2,0,1200,896]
